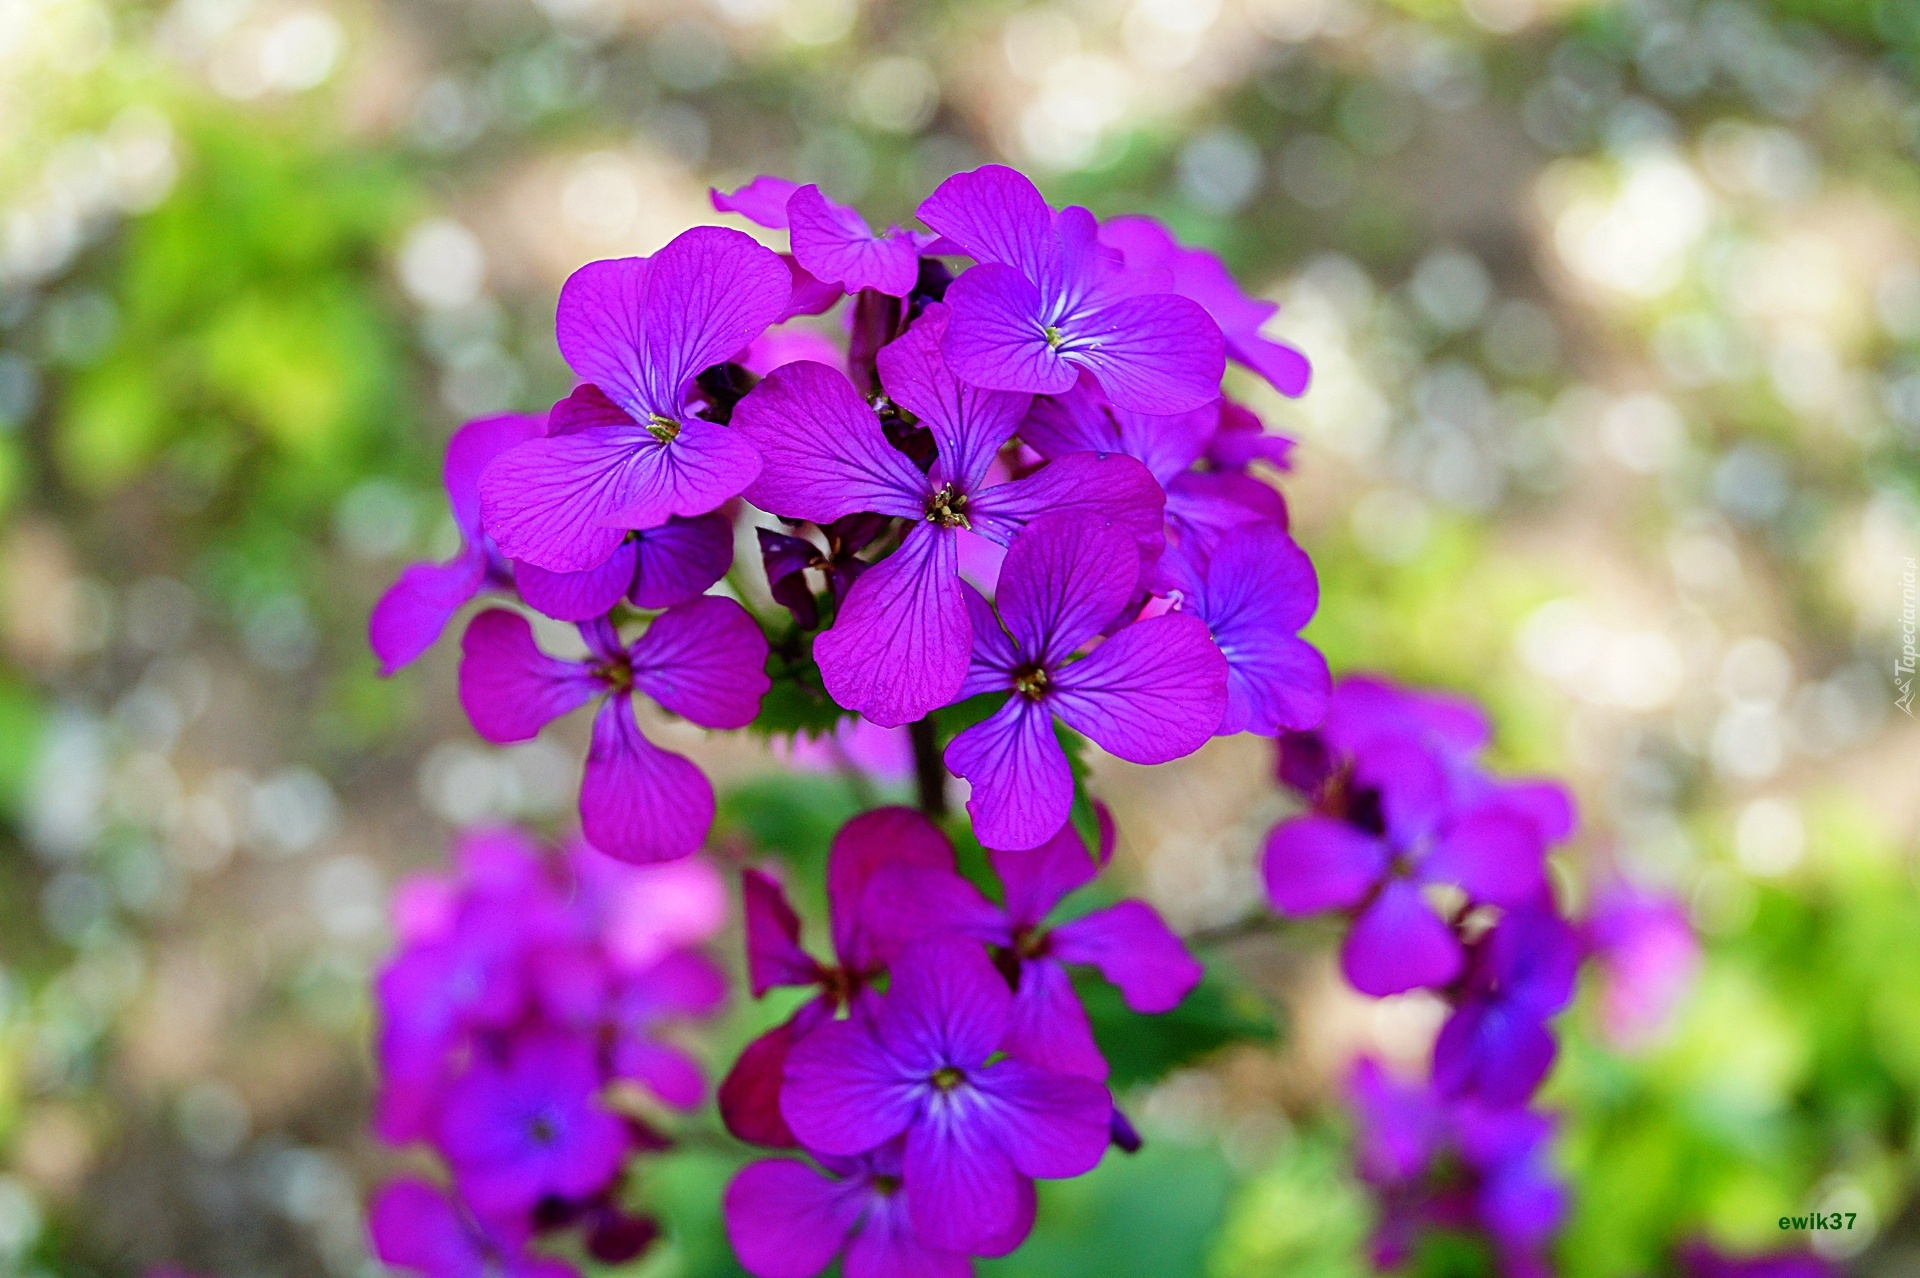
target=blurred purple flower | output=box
[1262,734,1549,996]
[370,414,543,675]
[478,227,790,574]
[1678,1242,1840,1278]
[1586,884,1699,1049]
[369,1179,577,1278]
[780,938,1111,1255]
[946,513,1228,850]
[918,165,1226,414]
[1432,907,1582,1106]
[457,601,768,863]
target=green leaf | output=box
[1077,960,1279,1088]
[749,626,853,740]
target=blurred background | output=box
[3,0,1920,1274]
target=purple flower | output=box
[944,512,1228,850]
[368,1179,576,1278]
[606,948,729,1110]
[714,176,935,298]
[864,811,1202,1079]
[724,1140,1014,1278]
[1279,674,1491,797]
[1586,884,1699,1049]
[1261,735,1548,996]
[1432,906,1581,1106]
[436,1030,628,1221]
[1164,523,1329,737]
[720,807,961,1148]
[1349,1059,1566,1277]
[1098,214,1311,398]
[370,414,544,675]
[917,166,1226,414]
[780,938,1112,1254]
[1206,398,1296,472]
[457,600,769,862]
[478,227,791,574]
[512,513,734,623]
[732,306,1165,726]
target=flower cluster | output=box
[719,806,1202,1276]
[368,164,1328,1275]
[370,162,1327,865]
[366,827,729,1278]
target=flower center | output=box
[646,414,681,443]
[1043,325,1065,350]
[595,659,634,692]
[870,1174,901,1196]
[528,1113,559,1145]
[930,1066,965,1092]
[924,485,970,529]
[1013,664,1050,699]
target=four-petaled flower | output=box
[945,511,1229,850]
[458,600,769,863]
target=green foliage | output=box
[1080,962,1279,1089]
[750,625,853,741]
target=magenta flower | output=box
[863,812,1202,1079]
[917,165,1226,415]
[1206,398,1297,472]
[1166,523,1329,738]
[724,1139,1014,1278]
[732,306,1165,726]
[780,938,1111,1254]
[606,949,729,1110]
[713,176,936,298]
[512,513,733,623]
[1679,1243,1838,1278]
[1585,884,1699,1049]
[1098,214,1312,398]
[457,600,769,863]
[719,807,961,1148]
[1261,735,1548,996]
[944,513,1229,850]
[478,227,790,574]
[370,413,544,675]
[1431,906,1580,1106]
[369,1179,576,1278]
[436,1030,628,1221]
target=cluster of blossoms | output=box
[365,828,729,1277]
[365,162,1324,1275]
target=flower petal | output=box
[875,303,1029,490]
[599,417,764,530]
[612,1036,707,1109]
[988,816,1102,929]
[813,524,969,728]
[723,1158,864,1278]
[1060,292,1225,415]
[861,864,1010,955]
[826,807,960,969]
[513,540,636,623]
[968,452,1167,568]
[789,184,922,296]
[939,263,1078,396]
[446,413,548,536]
[1022,383,1215,488]
[457,609,599,742]
[842,1190,973,1278]
[629,595,770,730]
[1050,900,1203,1014]
[875,938,1013,1073]
[1432,999,1558,1107]
[971,1055,1112,1178]
[1341,880,1463,997]
[957,582,1021,699]
[579,696,714,863]
[945,697,1074,853]
[733,360,927,523]
[1002,956,1106,1079]
[743,869,822,996]
[710,175,800,230]
[991,512,1143,665]
[1261,817,1389,915]
[1421,807,1546,908]
[371,550,488,675]
[916,164,1058,279]
[781,1017,920,1157]
[719,1017,805,1148]
[558,229,790,421]
[1049,612,1229,764]
[479,425,661,573]
[629,513,735,608]
[903,1114,1025,1254]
